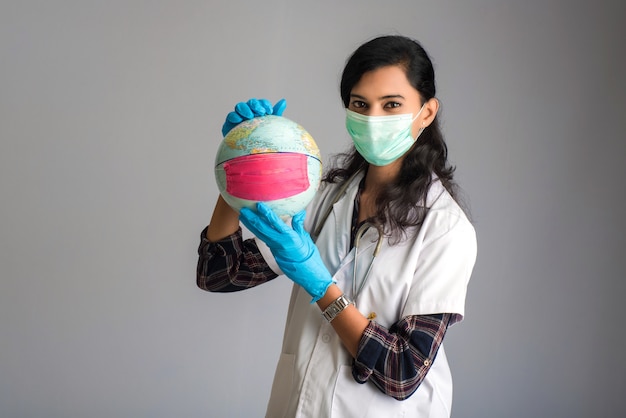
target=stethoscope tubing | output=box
[353,222,383,301]
[311,169,384,303]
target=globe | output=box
[214,115,323,217]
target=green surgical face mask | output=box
[345,105,425,166]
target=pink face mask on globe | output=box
[223,153,310,201]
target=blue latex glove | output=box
[221,98,287,136]
[239,202,334,303]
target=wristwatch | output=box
[322,294,353,323]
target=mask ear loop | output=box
[412,103,427,141]
[412,103,427,121]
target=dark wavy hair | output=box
[324,35,462,241]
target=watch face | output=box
[323,295,352,322]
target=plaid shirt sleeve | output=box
[352,313,461,400]
[196,226,278,292]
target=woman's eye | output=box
[385,102,401,109]
[351,101,366,109]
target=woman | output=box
[197,35,477,417]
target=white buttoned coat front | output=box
[257,171,477,418]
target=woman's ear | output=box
[420,97,439,128]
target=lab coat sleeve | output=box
[404,210,477,320]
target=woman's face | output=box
[348,65,436,138]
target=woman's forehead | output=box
[351,66,418,99]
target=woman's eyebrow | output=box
[349,93,405,100]
[380,94,405,100]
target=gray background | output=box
[1,1,624,417]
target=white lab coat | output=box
[257,171,477,418]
